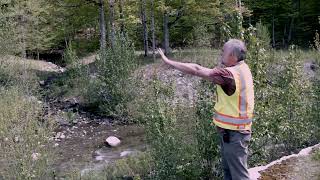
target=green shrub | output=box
[245,23,320,166]
[85,34,137,120]
[194,80,222,179]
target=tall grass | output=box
[0,58,55,179]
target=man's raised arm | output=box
[157,48,215,80]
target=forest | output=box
[0,0,319,179]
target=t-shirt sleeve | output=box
[210,68,234,85]
[210,68,236,96]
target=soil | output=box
[259,151,320,180]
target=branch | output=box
[168,7,184,28]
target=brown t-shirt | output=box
[211,67,251,134]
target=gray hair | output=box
[225,39,247,61]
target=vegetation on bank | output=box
[0,1,319,179]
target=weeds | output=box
[0,59,55,179]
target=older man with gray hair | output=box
[158,39,254,180]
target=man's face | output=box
[220,43,235,67]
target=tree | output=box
[150,0,156,59]
[4,0,54,58]
[109,0,115,49]
[141,0,148,57]
[98,0,107,57]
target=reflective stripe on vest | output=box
[238,66,248,118]
[215,113,252,124]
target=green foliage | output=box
[0,87,55,179]
[0,56,55,179]
[139,79,200,179]
[245,23,320,165]
[63,41,79,67]
[194,80,222,179]
[85,34,137,119]
[313,149,320,161]
[243,0,320,48]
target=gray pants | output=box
[219,130,251,180]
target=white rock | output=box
[105,136,121,147]
[55,132,65,140]
[39,81,45,85]
[31,152,40,161]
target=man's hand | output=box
[157,48,169,63]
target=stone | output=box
[39,80,45,86]
[55,132,65,139]
[105,136,121,147]
[31,153,40,161]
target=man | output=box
[157,39,254,180]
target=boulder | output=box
[105,136,121,147]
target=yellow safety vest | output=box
[213,61,254,131]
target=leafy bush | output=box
[139,79,193,179]
[194,80,222,179]
[85,34,137,120]
[133,76,222,179]
[245,23,320,165]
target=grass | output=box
[0,58,56,179]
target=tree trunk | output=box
[272,15,275,48]
[109,0,115,49]
[37,49,40,60]
[99,0,106,58]
[163,12,170,55]
[272,0,275,48]
[118,0,125,37]
[288,20,293,44]
[283,24,287,48]
[141,0,148,57]
[151,0,156,60]
[20,15,27,59]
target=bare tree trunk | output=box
[163,12,170,55]
[272,15,275,48]
[141,0,148,57]
[21,15,27,59]
[118,0,125,37]
[109,0,115,49]
[283,24,287,48]
[151,0,156,60]
[37,49,40,60]
[99,0,106,58]
[272,0,276,48]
